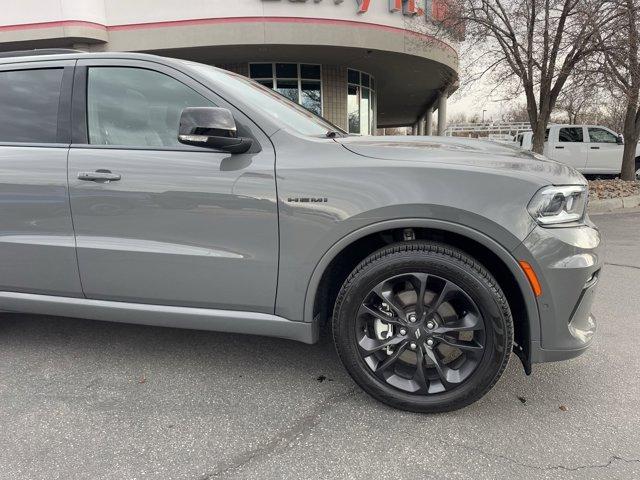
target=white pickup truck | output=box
[515,125,640,177]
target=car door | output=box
[68,59,279,313]
[587,127,622,173]
[552,127,588,171]
[0,60,83,297]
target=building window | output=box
[249,63,322,116]
[347,69,376,135]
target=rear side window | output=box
[559,127,584,143]
[0,68,64,143]
[87,67,214,148]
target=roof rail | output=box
[0,48,82,59]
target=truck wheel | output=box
[636,158,640,180]
[333,241,513,413]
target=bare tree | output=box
[555,94,589,124]
[599,85,628,133]
[448,112,469,124]
[555,68,603,124]
[448,0,618,153]
[597,0,640,180]
[502,103,530,122]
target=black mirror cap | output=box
[617,134,625,145]
[178,107,253,154]
[179,107,237,137]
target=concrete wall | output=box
[1,0,458,42]
[0,0,458,72]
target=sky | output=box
[446,41,526,124]
[448,82,522,123]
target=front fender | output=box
[301,218,540,346]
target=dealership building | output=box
[0,0,459,135]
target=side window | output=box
[588,128,617,144]
[87,67,215,147]
[559,127,584,143]
[0,68,64,143]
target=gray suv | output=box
[0,51,601,412]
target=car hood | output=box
[336,135,586,185]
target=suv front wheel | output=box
[333,241,513,413]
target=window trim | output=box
[71,64,88,145]
[0,61,74,147]
[248,62,323,116]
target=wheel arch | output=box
[304,219,540,373]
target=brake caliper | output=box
[374,302,395,355]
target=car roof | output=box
[552,124,611,128]
[0,50,183,68]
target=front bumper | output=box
[513,219,602,364]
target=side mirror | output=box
[178,107,253,154]
[617,134,624,145]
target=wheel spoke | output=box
[371,283,406,320]
[436,312,483,333]
[412,346,430,393]
[407,273,429,320]
[374,341,408,378]
[436,335,484,352]
[426,280,456,317]
[424,345,455,390]
[358,304,404,326]
[358,334,404,354]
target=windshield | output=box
[184,62,346,137]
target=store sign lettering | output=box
[264,0,428,17]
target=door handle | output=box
[590,146,600,150]
[555,146,564,149]
[77,169,121,182]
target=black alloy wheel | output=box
[333,241,513,413]
[356,272,486,394]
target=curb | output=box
[588,194,640,213]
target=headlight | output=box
[527,185,588,225]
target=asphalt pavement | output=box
[0,210,639,479]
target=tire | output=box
[635,158,640,180]
[332,241,513,413]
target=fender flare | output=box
[303,218,541,342]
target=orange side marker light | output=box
[519,261,542,297]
